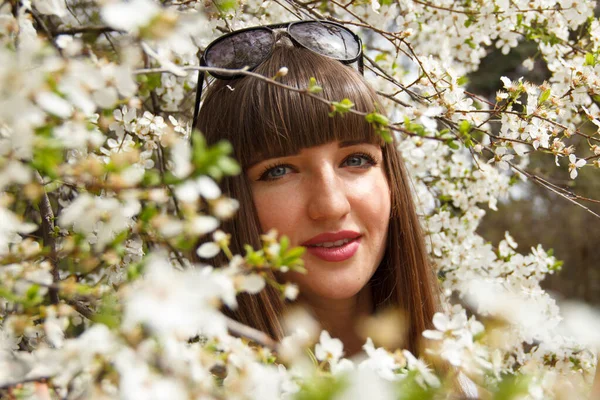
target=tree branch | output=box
[134,65,444,141]
[36,172,59,304]
[66,299,95,320]
[51,26,120,36]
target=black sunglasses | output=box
[192,20,364,129]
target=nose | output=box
[306,166,351,221]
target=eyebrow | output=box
[339,139,370,148]
[245,140,377,170]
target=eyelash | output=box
[258,152,379,181]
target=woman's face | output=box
[247,140,391,301]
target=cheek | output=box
[349,171,391,226]
[251,186,302,237]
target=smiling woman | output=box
[195,23,439,357]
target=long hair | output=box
[196,43,439,354]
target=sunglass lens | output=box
[289,22,360,61]
[205,29,274,70]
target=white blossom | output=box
[196,242,220,258]
[403,350,440,388]
[35,92,73,118]
[101,0,161,33]
[568,154,586,179]
[122,254,229,338]
[315,330,344,364]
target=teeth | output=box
[313,238,351,248]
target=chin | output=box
[297,274,370,300]
[312,285,364,300]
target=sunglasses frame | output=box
[192,20,364,129]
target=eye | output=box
[258,164,294,181]
[342,152,377,168]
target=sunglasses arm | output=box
[358,55,364,75]
[191,58,206,133]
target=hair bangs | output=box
[201,44,385,169]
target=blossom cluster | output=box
[0,0,599,399]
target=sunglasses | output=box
[192,20,364,129]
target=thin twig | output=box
[508,162,600,218]
[134,65,444,141]
[68,287,277,350]
[35,172,59,304]
[0,376,52,391]
[51,26,119,35]
[411,0,477,15]
[27,8,62,54]
[66,299,95,320]
[225,316,279,350]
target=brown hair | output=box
[196,43,439,354]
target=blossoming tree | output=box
[1,0,599,398]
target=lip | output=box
[301,231,361,263]
[301,230,361,246]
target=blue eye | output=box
[260,164,293,181]
[342,153,376,168]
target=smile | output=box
[305,237,361,262]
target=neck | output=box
[299,285,373,357]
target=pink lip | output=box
[301,230,361,246]
[305,238,361,262]
[301,231,362,262]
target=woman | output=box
[195,21,439,357]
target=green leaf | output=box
[279,236,289,255]
[245,248,266,267]
[396,370,438,400]
[216,157,241,176]
[127,261,144,281]
[457,75,469,86]
[458,120,472,135]
[377,128,393,143]
[374,52,388,63]
[328,98,355,117]
[31,138,64,180]
[403,117,426,136]
[365,112,390,126]
[142,170,161,186]
[25,284,40,302]
[283,246,306,261]
[464,38,477,49]
[191,133,240,180]
[446,139,460,150]
[139,205,158,223]
[214,0,237,12]
[109,230,129,247]
[92,294,122,329]
[550,260,564,271]
[308,77,323,94]
[516,13,523,26]
[493,373,531,400]
[0,288,19,302]
[294,375,346,400]
[539,88,551,104]
[146,73,162,91]
[585,52,596,66]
